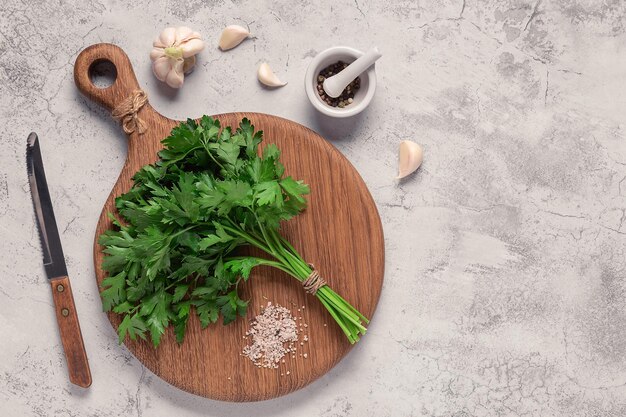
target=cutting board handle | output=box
[74,43,142,111]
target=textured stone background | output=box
[2,0,626,415]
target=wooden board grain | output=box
[75,43,384,401]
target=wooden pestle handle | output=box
[50,276,92,388]
[74,43,142,111]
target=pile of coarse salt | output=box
[242,302,299,368]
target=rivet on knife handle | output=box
[51,276,92,388]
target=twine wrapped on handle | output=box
[112,90,148,134]
[302,264,327,295]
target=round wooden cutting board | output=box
[75,44,384,401]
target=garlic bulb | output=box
[397,140,423,179]
[257,62,287,88]
[150,27,205,88]
[218,25,251,51]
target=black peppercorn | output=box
[316,61,361,108]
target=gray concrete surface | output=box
[2,0,626,416]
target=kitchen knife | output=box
[26,132,92,388]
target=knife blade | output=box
[26,132,92,388]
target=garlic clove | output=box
[158,27,177,47]
[153,36,165,48]
[182,56,196,74]
[219,25,251,51]
[176,26,202,44]
[153,34,170,48]
[175,26,193,40]
[165,59,185,88]
[257,62,287,88]
[152,56,171,81]
[181,38,205,57]
[150,47,165,61]
[396,140,423,179]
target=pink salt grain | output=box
[242,302,299,369]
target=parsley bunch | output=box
[99,116,368,347]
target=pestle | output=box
[322,47,382,98]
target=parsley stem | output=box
[253,215,293,268]
[277,235,300,258]
[325,289,370,324]
[224,256,296,278]
[160,145,203,168]
[318,288,367,333]
[318,295,356,343]
[201,142,226,172]
[171,226,195,238]
[221,220,300,278]
[268,230,309,278]
[220,224,272,254]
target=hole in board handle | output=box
[88,59,117,89]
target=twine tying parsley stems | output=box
[221,221,368,343]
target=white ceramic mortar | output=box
[304,46,377,118]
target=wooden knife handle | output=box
[50,276,92,388]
